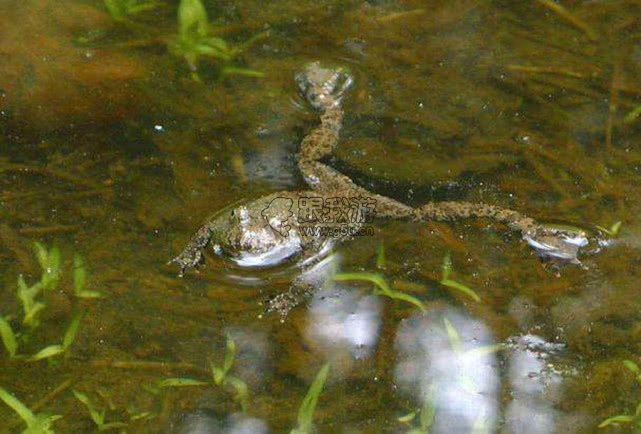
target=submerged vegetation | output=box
[439,253,480,303]
[0,387,62,434]
[103,0,159,24]
[398,386,435,434]
[99,0,266,81]
[599,360,641,429]
[157,334,250,412]
[72,390,128,431]
[0,243,95,363]
[332,244,481,312]
[291,363,330,434]
[168,0,265,80]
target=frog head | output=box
[522,224,606,266]
[208,195,303,267]
[295,61,354,111]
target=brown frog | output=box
[171,62,593,316]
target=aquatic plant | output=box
[333,244,426,311]
[104,0,158,24]
[0,243,95,362]
[439,253,480,302]
[73,254,104,299]
[398,386,435,434]
[599,360,641,429]
[291,363,330,434]
[0,386,61,434]
[443,318,505,359]
[595,221,622,237]
[72,390,128,431]
[14,242,62,331]
[168,0,265,81]
[333,271,426,312]
[624,104,641,124]
[211,332,236,385]
[158,334,250,412]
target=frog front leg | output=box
[170,224,213,276]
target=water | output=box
[1,0,641,432]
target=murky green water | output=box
[3,0,641,433]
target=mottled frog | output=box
[171,62,592,316]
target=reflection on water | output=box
[395,308,500,433]
[306,285,382,362]
[504,335,570,434]
[178,412,268,434]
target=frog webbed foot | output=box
[169,247,204,276]
[169,225,212,276]
[295,61,354,111]
[264,280,317,320]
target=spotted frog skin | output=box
[171,62,591,316]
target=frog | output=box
[171,61,595,316]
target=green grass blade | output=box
[73,254,86,295]
[33,242,49,271]
[623,359,640,374]
[0,386,37,426]
[441,253,453,280]
[441,279,480,302]
[419,386,436,430]
[99,421,129,431]
[25,413,63,434]
[223,334,236,376]
[45,246,61,290]
[334,272,425,311]
[211,364,224,385]
[624,104,641,124]
[23,302,46,328]
[17,275,41,317]
[333,272,390,294]
[157,378,208,388]
[178,0,209,39]
[127,1,158,15]
[444,318,462,353]
[75,290,104,299]
[193,43,231,60]
[226,375,250,413]
[0,315,18,357]
[63,313,83,350]
[221,66,265,78]
[386,290,426,312]
[73,390,106,426]
[294,363,330,434]
[28,345,65,362]
[232,30,269,54]
[598,414,635,427]
[397,411,416,423]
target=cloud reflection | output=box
[306,286,382,360]
[394,308,500,433]
[503,335,569,434]
[179,412,269,434]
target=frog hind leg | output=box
[169,224,213,276]
[264,282,312,320]
[299,159,415,218]
[414,201,589,264]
